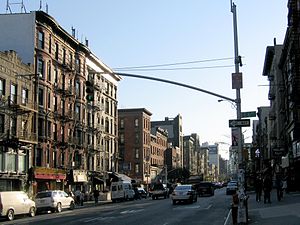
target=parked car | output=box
[151,183,168,200]
[35,190,75,213]
[171,184,197,205]
[0,191,36,221]
[226,181,238,195]
[137,188,148,198]
[196,181,215,196]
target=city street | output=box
[0,188,231,225]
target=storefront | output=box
[31,167,66,195]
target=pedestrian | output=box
[75,189,81,205]
[134,187,141,200]
[275,174,283,201]
[255,175,263,202]
[282,175,287,193]
[263,175,272,204]
[93,188,100,204]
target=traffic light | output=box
[86,80,94,102]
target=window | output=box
[105,119,109,132]
[53,123,57,140]
[135,164,139,173]
[63,48,66,65]
[134,118,139,127]
[10,84,17,104]
[75,80,80,97]
[18,155,26,173]
[105,99,109,114]
[49,34,52,54]
[0,114,4,133]
[120,133,124,144]
[21,88,28,105]
[38,31,44,49]
[47,61,51,81]
[47,121,51,139]
[38,88,44,106]
[135,148,139,159]
[54,67,58,83]
[135,133,139,144]
[120,119,124,129]
[36,148,42,166]
[47,91,51,109]
[69,53,73,68]
[38,58,44,79]
[55,43,59,60]
[0,79,5,96]
[38,118,44,137]
[53,96,57,111]
[75,56,80,73]
[75,105,80,121]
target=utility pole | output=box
[231,1,248,224]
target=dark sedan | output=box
[196,182,215,196]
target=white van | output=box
[0,191,36,221]
[110,181,134,202]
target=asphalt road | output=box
[0,188,232,225]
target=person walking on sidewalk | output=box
[93,188,100,204]
[275,174,283,201]
[263,175,272,204]
[255,175,263,202]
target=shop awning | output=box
[93,176,105,184]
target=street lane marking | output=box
[120,209,145,214]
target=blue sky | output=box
[1,1,288,159]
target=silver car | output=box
[171,184,197,205]
[35,190,75,213]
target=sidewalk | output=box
[225,191,300,225]
[247,191,300,225]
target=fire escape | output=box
[53,59,77,169]
[0,76,38,154]
[86,73,106,172]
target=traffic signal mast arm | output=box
[115,72,236,103]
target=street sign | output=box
[241,111,256,118]
[229,119,250,127]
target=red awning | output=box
[34,173,66,180]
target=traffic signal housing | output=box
[86,80,94,102]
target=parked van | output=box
[110,181,134,202]
[0,191,36,221]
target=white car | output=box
[0,191,36,221]
[171,184,197,205]
[35,190,75,213]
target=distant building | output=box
[118,108,152,183]
[151,114,183,167]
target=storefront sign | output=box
[34,167,66,180]
[73,170,88,182]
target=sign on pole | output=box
[229,119,250,127]
[232,72,243,89]
[241,111,256,118]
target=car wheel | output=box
[29,206,36,217]
[69,201,75,210]
[56,203,62,213]
[7,209,14,221]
